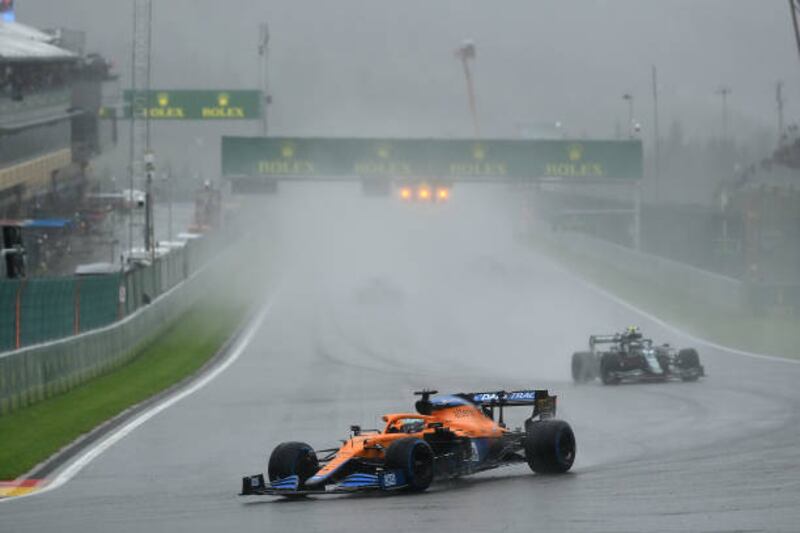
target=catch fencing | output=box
[0,237,212,352]
[0,234,217,415]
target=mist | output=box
[19,0,800,141]
[12,0,800,380]
[5,2,800,530]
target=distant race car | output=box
[240,389,575,498]
[571,327,704,384]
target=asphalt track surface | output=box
[4,185,800,532]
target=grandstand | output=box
[1,17,118,277]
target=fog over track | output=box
[4,186,800,532]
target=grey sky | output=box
[17,0,800,140]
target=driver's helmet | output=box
[401,419,425,433]
[625,326,641,339]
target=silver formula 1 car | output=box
[571,327,704,385]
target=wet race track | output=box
[3,185,800,532]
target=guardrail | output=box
[0,236,214,352]
[0,232,220,415]
[0,267,207,415]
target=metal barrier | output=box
[0,236,215,353]
[0,267,207,414]
[0,232,221,415]
[0,281,21,352]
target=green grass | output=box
[0,297,246,480]
[530,232,800,359]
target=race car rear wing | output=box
[457,389,549,406]
[589,334,622,346]
[455,389,557,425]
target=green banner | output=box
[123,90,262,120]
[222,137,642,180]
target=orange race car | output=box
[239,389,576,497]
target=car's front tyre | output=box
[676,348,702,382]
[268,441,320,489]
[385,437,434,492]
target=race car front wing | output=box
[240,469,410,497]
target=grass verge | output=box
[0,296,246,480]
[530,232,800,359]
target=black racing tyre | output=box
[600,353,621,385]
[524,419,576,474]
[385,437,435,492]
[571,352,594,383]
[268,441,320,488]
[676,348,701,382]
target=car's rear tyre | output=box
[571,352,595,383]
[385,437,434,492]
[676,348,702,382]
[268,441,320,488]
[600,353,621,385]
[525,419,576,474]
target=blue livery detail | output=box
[270,475,300,491]
[430,395,474,408]
[470,438,491,463]
[338,473,381,489]
[379,469,407,489]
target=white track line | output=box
[1,294,278,503]
[556,260,800,364]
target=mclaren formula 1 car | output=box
[571,327,704,385]
[240,389,575,497]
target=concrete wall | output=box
[550,230,747,313]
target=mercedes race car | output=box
[571,327,704,385]
[240,389,575,498]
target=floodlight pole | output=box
[129,0,154,259]
[651,66,661,202]
[127,1,137,258]
[456,41,480,138]
[145,0,155,258]
[144,151,155,254]
[622,93,634,138]
[165,167,173,243]
[633,183,642,251]
[791,1,800,66]
[715,86,731,142]
[258,23,270,136]
[776,81,785,142]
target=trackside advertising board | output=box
[123,90,262,120]
[222,137,643,180]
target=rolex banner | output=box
[222,137,643,180]
[123,90,262,120]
